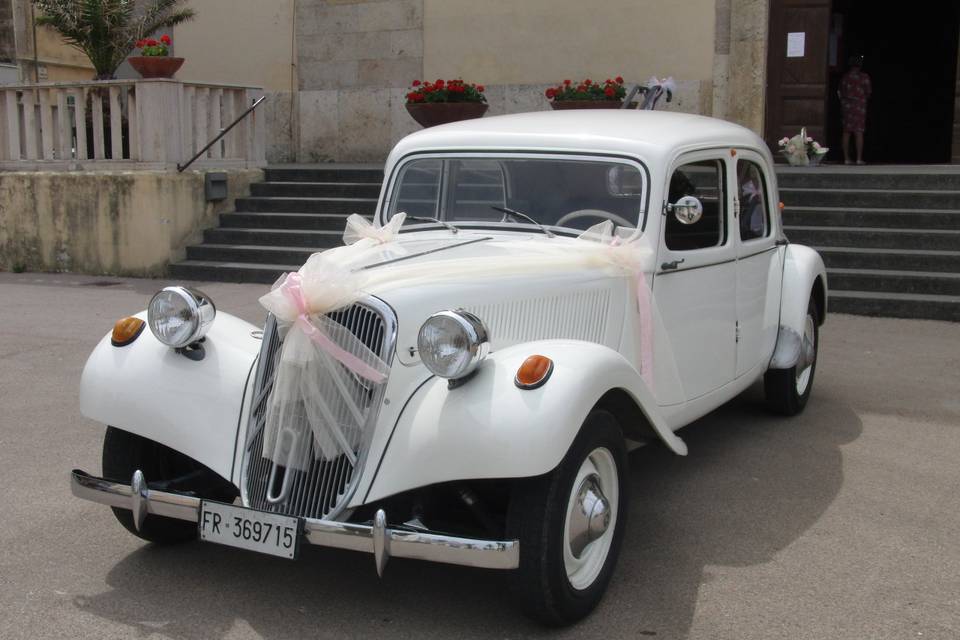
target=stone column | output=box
[296,0,424,162]
[713,0,768,136]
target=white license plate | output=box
[198,501,301,559]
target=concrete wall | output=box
[0,169,261,276]
[291,0,724,162]
[422,0,715,84]
[9,0,95,83]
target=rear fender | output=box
[362,339,686,504]
[770,244,827,369]
[79,311,262,482]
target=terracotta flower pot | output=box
[550,100,625,110]
[406,102,489,128]
[128,56,185,79]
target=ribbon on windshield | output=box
[343,212,406,246]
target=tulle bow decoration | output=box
[343,212,406,246]
[259,250,391,467]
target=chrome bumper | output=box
[70,469,519,574]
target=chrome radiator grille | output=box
[241,298,395,520]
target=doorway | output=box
[766,0,960,164]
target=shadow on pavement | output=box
[72,384,861,639]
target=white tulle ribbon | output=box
[343,212,406,246]
[646,75,676,98]
[577,222,655,391]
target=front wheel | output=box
[506,410,628,625]
[765,297,820,415]
[102,426,237,544]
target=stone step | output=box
[815,246,960,273]
[235,196,377,214]
[219,212,352,231]
[776,169,960,190]
[827,268,960,296]
[779,187,960,210]
[186,243,318,265]
[168,260,294,284]
[263,166,384,183]
[251,181,382,198]
[828,290,960,322]
[782,206,960,230]
[203,227,343,248]
[785,225,960,250]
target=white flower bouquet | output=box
[778,128,829,166]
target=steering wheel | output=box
[555,209,635,229]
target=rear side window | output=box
[737,160,770,241]
[665,160,726,251]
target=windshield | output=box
[385,156,646,233]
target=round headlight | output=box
[147,286,216,348]
[417,310,490,380]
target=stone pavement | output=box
[1,272,958,639]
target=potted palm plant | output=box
[405,79,488,128]
[32,0,195,80]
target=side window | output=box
[665,160,726,251]
[737,160,770,241]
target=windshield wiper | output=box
[490,206,555,238]
[404,215,459,234]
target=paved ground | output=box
[1,272,958,640]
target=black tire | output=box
[506,409,628,626]
[765,297,820,416]
[102,426,236,544]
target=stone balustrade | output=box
[0,79,265,170]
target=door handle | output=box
[660,258,685,271]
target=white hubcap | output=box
[795,313,816,396]
[562,447,618,591]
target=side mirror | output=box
[668,195,703,225]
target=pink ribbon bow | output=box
[280,273,387,384]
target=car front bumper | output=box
[70,469,519,574]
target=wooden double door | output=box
[764,0,832,151]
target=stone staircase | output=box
[169,165,383,284]
[170,164,960,322]
[778,167,960,322]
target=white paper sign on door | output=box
[787,32,806,58]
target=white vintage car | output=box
[71,110,827,625]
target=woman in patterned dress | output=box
[838,54,872,165]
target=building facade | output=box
[4,0,959,163]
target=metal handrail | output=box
[177,94,267,172]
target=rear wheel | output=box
[102,426,237,544]
[506,410,628,625]
[765,297,820,415]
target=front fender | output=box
[79,311,262,482]
[363,340,686,504]
[770,244,828,369]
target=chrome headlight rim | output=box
[417,309,490,381]
[147,285,216,349]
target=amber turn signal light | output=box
[111,316,145,347]
[515,355,554,390]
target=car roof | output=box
[387,110,769,168]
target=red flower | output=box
[576,85,586,92]
[477,85,484,92]
[160,34,171,45]
[136,39,145,48]
[604,86,615,97]
[412,80,421,87]
[615,76,624,84]
[435,79,444,87]
[584,79,592,86]
[545,87,557,99]
[146,38,158,47]
[563,79,571,85]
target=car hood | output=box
[352,230,649,365]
